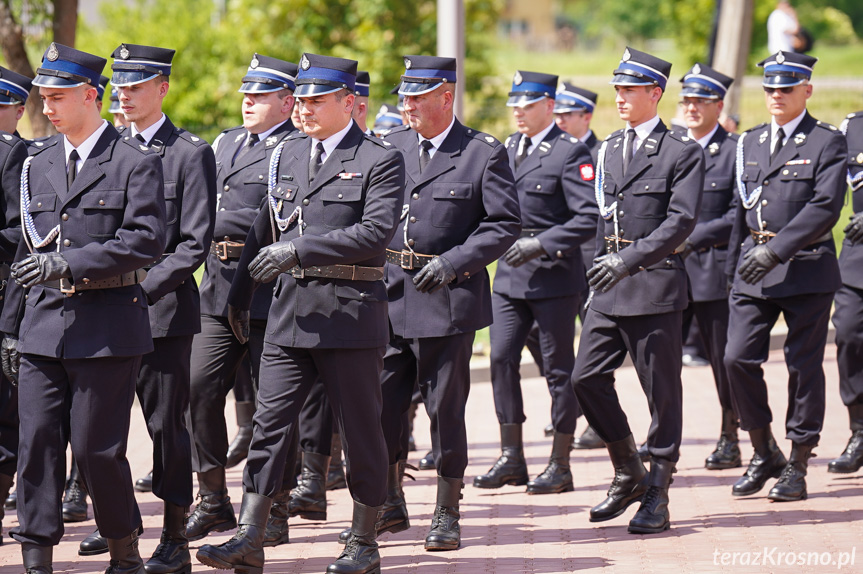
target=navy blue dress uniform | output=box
[724,52,847,502]
[378,55,520,551]
[0,65,28,542]
[475,70,596,495]
[571,47,704,534]
[674,64,741,471]
[0,43,167,573]
[185,54,297,542]
[829,111,863,473]
[196,53,403,574]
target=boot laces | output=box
[63,481,83,502]
[431,505,449,529]
[641,486,661,508]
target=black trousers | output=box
[725,291,832,446]
[188,314,265,473]
[380,332,474,479]
[490,292,580,433]
[0,373,17,478]
[13,354,142,546]
[572,308,684,463]
[243,343,387,505]
[689,299,734,412]
[136,335,194,507]
[298,379,334,456]
[833,285,863,425]
[231,353,256,404]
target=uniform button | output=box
[99,199,105,206]
[36,202,42,207]
[450,190,455,196]
[258,175,264,180]
[224,185,230,192]
[762,199,768,206]
[409,217,416,223]
[219,207,225,211]
[338,193,343,199]
[618,211,624,218]
[82,278,89,283]
[63,239,71,246]
[783,169,789,175]
[536,185,542,190]
[412,193,419,200]
[711,182,716,187]
[619,230,624,237]
[463,271,469,276]
[556,250,563,258]
[793,172,798,177]
[302,199,310,206]
[644,185,650,190]
[617,193,624,200]
[133,297,138,303]
[408,239,415,247]
[666,259,672,266]
[763,180,769,186]
[224,236,231,241]
[61,213,69,221]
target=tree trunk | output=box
[0,0,54,137]
[53,0,78,47]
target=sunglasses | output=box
[763,86,796,95]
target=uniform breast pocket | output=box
[164,182,179,225]
[28,194,57,229]
[82,190,125,238]
[779,164,815,202]
[242,177,268,208]
[322,185,364,228]
[431,182,473,228]
[631,177,668,217]
[701,175,734,214]
[522,176,558,212]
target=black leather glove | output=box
[845,212,863,245]
[737,244,781,285]
[228,304,250,345]
[413,256,456,293]
[586,253,629,293]
[1,335,20,386]
[248,242,299,284]
[11,252,72,289]
[503,237,546,267]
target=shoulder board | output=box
[363,133,393,148]
[28,136,58,153]
[558,133,582,145]
[284,131,308,142]
[0,132,18,148]
[605,129,624,141]
[667,130,694,144]
[465,128,499,147]
[815,120,839,132]
[848,112,863,120]
[175,128,208,147]
[120,136,155,155]
[380,124,411,139]
[742,123,768,136]
[726,131,740,143]
[116,125,127,134]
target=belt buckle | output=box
[216,243,229,261]
[59,277,76,294]
[400,250,414,270]
[605,236,616,254]
[290,267,305,279]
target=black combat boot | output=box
[327,501,382,574]
[62,459,88,523]
[288,451,329,520]
[628,458,675,534]
[589,434,648,522]
[424,476,463,551]
[418,450,435,471]
[196,492,271,574]
[80,525,144,557]
[732,427,787,497]
[0,473,12,544]
[262,489,290,547]
[135,471,153,493]
[768,443,815,502]
[185,467,238,541]
[572,425,605,450]
[105,531,146,574]
[226,401,255,469]
[339,461,413,543]
[828,405,863,474]
[473,424,528,489]
[527,431,574,494]
[4,489,15,510]
[22,542,53,574]
[705,408,742,470]
[144,502,190,574]
[327,433,348,491]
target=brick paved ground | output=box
[0,343,861,573]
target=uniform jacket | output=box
[228,122,404,349]
[727,112,846,298]
[1,124,166,358]
[493,125,597,299]
[199,120,295,321]
[0,132,23,264]
[838,112,863,290]
[381,121,521,338]
[119,118,216,337]
[675,125,738,302]
[592,119,705,317]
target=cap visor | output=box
[238,81,282,94]
[32,75,85,89]
[398,81,443,96]
[610,73,655,87]
[110,71,158,87]
[506,94,546,108]
[762,75,805,87]
[294,83,342,97]
[0,95,23,105]
[680,87,721,99]
[554,104,587,114]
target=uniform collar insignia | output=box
[708,142,719,155]
[235,133,245,142]
[485,136,494,143]
[793,132,806,144]
[266,136,278,146]
[759,131,768,144]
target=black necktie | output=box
[233,132,259,166]
[515,136,531,169]
[419,140,433,172]
[771,127,785,162]
[624,128,636,173]
[67,149,79,191]
[309,142,325,182]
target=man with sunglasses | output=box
[725,51,846,502]
[674,64,742,472]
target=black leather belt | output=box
[144,253,173,270]
[386,248,435,270]
[520,227,548,238]
[44,268,148,294]
[750,229,832,246]
[288,264,383,281]
[210,241,245,261]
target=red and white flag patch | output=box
[579,164,595,181]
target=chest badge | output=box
[338,172,362,180]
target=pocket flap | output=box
[632,178,667,195]
[523,177,556,194]
[81,190,125,209]
[29,195,56,213]
[322,185,363,202]
[779,164,814,180]
[432,182,473,200]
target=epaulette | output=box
[363,133,394,148]
[380,124,411,139]
[116,125,128,134]
[605,129,624,141]
[284,131,307,142]
[558,133,583,146]
[742,123,768,136]
[28,135,58,154]
[120,136,156,155]
[0,132,18,148]
[848,112,862,120]
[464,127,499,147]
[667,130,696,144]
[176,128,208,147]
[815,120,840,132]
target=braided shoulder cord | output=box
[593,140,616,220]
[20,156,60,252]
[840,118,863,191]
[267,140,304,236]
[735,131,763,210]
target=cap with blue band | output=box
[680,63,733,100]
[610,46,671,91]
[506,70,557,107]
[398,55,457,96]
[97,75,109,100]
[110,43,174,87]
[373,103,403,133]
[33,43,106,89]
[0,66,33,105]
[758,51,817,88]
[355,71,370,97]
[240,54,298,94]
[294,53,357,97]
[108,86,122,114]
[554,82,597,114]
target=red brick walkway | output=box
[1,343,860,573]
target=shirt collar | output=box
[64,120,111,165]
[524,121,556,153]
[254,120,289,146]
[312,119,354,162]
[579,129,594,144]
[772,109,807,142]
[689,123,720,149]
[626,115,661,145]
[418,116,456,151]
[131,113,167,146]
